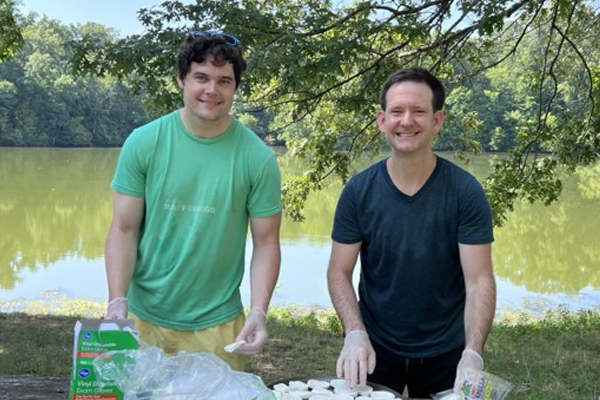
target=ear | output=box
[376,110,386,131]
[177,75,185,89]
[433,110,445,134]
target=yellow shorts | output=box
[129,312,248,371]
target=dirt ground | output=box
[0,375,69,399]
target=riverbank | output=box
[1,305,599,399]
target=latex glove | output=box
[336,330,376,388]
[454,348,484,393]
[234,307,268,356]
[105,297,129,320]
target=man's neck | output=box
[386,151,437,196]
[179,109,233,139]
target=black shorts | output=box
[368,340,463,399]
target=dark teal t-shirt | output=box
[332,156,493,357]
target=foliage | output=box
[59,1,600,223]
[0,0,23,62]
[0,16,150,147]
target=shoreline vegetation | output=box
[0,301,599,399]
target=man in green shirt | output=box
[104,31,282,370]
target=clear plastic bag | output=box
[431,389,458,400]
[452,369,513,400]
[93,346,275,399]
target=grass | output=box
[1,300,600,399]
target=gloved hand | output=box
[457,348,484,371]
[336,330,376,388]
[454,348,484,393]
[105,297,129,320]
[234,307,268,356]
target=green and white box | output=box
[69,319,139,400]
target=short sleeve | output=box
[457,179,494,245]
[332,178,362,244]
[111,128,152,198]
[248,153,282,218]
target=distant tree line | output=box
[2,0,599,225]
[4,4,597,155]
[0,13,151,147]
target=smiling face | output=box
[177,56,237,137]
[377,80,444,156]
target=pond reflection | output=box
[1,148,599,314]
[493,165,600,294]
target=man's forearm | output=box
[249,242,281,312]
[328,268,365,334]
[464,275,497,354]
[105,227,138,300]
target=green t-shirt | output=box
[112,110,282,330]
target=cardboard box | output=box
[69,319,139,400]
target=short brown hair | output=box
[177,33,247,89]
[380,67,445,111]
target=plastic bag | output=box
[93,346,275,400]
[431,389,458,400]
[452,368,513,400]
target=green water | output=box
[1,148,599,315]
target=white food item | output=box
[356,385,373,395]
[273,383,291,392]
[292,390,312,399]
[307,379,331,389]
[311,387,333,396]
[331,394,353,400]
[329,379,348,389]
[273,379,404,400]
[278,378,399,400]
[289,380,310,391]
[282,392,303,400]
[334,387,357,397]
[223,339,246,353]
[370,390,396,399]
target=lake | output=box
[1,147,599,319]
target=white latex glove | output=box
[234,307,268,356]
[336,330,376,388]
[454,348,484,393]
[105,297,129,320]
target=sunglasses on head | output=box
[187,30,240,47]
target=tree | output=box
[71,0,600,225]
[0,16,150,147]
[0,0,23,62]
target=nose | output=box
[204,79,218,93]
[400,111,414,126]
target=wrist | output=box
[463,348,484,368]
[249,307,267,322]
[250,306,266,316]
[345,330,369,339]
[108,297,128,307]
